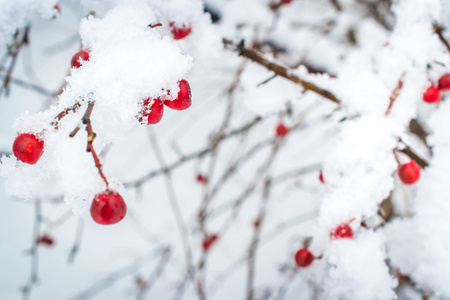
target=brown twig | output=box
[433,23,450,54]
[329,0,342,11]
[224,40,340,104]
[70,102,109,188]
[385,76,404,116]
[51,102,81,129]
[148,22,163,28]
[399,147,428,168]
[398,138,429,168]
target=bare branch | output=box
[223,39,341,104]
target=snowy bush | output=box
[0,0,449,299]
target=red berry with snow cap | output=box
[398,160,421,185]
[164,80,192,111]
[139,98,164,124]
[331,223,353,239]
[170,22,192,40]
[13,133,44,165]
[90,190,127,225]
[423,85,441,103]
[294,248,314,268]
[71,49,90,69]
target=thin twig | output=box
[70,247,167,300]
[223,39,340,104]
[1,26,29,98]
[67,219,85,264]
[0,74,55,97]
[70,102,109,188]
[136,247,171,300]
[124,116,264,187]
[246,178,272,300]
[22,199,42,300]
[385,76,404,116]
[147,128,197,299]
[433,23,450,54]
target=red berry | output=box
[139,98,164,124]
[398,160,421,185]
[54,4,61,14]
[71,49,90,69]
[423,85,441,103]
[170,22,192,40]
[196,174,208,184]
[164,80,192,110]
[275,123,289,137]
[319,170,325,184]
[331,223,353,239]
[90,191,127,225]
[202,234,219,252]
[294,248,314,268]
[36,234,54,247]
[12,133,44,165]
[438,74,450,91]
[280,0,293,4]
[253,218,261,229]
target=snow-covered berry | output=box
[139,98,164,124]
[164,80,192,110]
[71,49,90,69]
[170,22,192,40]
[12,133,44,165]
[331,223,353,239]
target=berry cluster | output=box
[12,22,193,225]
[138,79,192,125]
[423,73,450,103]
